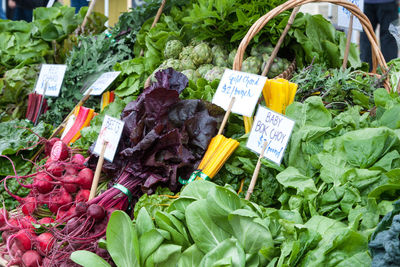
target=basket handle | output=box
[233,0,391,93]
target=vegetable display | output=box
[1,0,399,266]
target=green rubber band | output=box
[196,171,211,181]
[179,170,210,185]
[113,184,133,204]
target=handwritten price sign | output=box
[246,105,295,165]
[93,115,125,162]
[212,69,267,117]
[34,64,67,97]
[84,71,121,96]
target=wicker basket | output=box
[233,0,391,93]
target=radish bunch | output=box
[0,139,101,266]
[0,208,55,267]
[4,139,93,220]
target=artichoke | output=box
[242,56,262,75]
[197,64,214,78]
[228,49,247,66]
[228,49,237,66]
[212,45,228,67]
[261,53,277,73]
[182,69,201,82]
[161,58,182,71]
[268,62,281,78]
[213,55,228,68]
[179,46,194,60]
[211,45,226,57]
[180,57,196,70]
[191,43,212,66]
[204,66,226,82]
[164,40,184,59]
[250,43,274,57]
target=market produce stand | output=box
[1,0,399,266]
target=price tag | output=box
[84,71,121,96]
[93,115,125,162]
[212,69,267,117]
[338,0,364,32]
[246,105,295,165]
[34,64,67,97]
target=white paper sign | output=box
[94,115,125,162]
[338,0,364,32]
[212,69,267,117]
[246,106,295,165]
[34,64,67,97]
[84,71,121,96]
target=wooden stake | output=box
[245,141,268,200]
[262,6,300,77]
[342,14,354,70]
[217,97,235,136]
[81,0,97,32]
[89,141,108,201]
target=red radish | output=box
[21,197,37,216]
[3,178,37,216]
[33,172,53,194]
[75,202,88,215]
[50,140,69,161]
[39,217,55,224]
[22,250,42,267]
[0,208,8,227]
[72,153,86,165]
[9,217,21,228]
[87,204,105,221]
[49,187,73,213]
[57,205,76,221]
[64,165,78,175]
[77,168,94,189]
[2,231,12,242]
[46,162,64,177]
[36,232,54,254]
[64,217,81,234]
[63,183,78,193]
[45,157,52,166]
[10,242,22,257]
[63,175,79,193]
[56,210,66,221]
[20,216,35,230]
[75,189,90,203]
[45,137,61,157]
[14,229,33,251]
[37,193,50,206]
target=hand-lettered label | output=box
[84,71,121,96]
[212,69,267,117]
[93,115,125,162]
[34,64,67,97]
[246,105,295,165]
